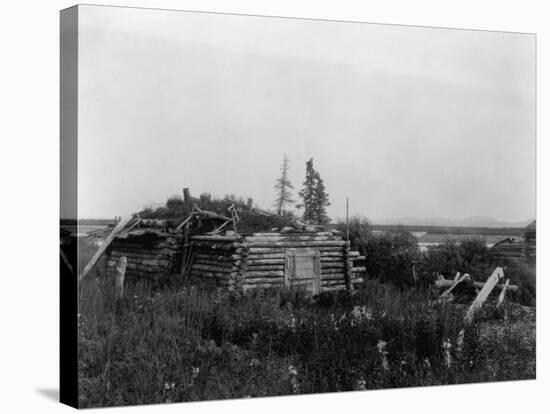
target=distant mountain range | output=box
[372,216,534,228]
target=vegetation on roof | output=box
[136,192,298,234]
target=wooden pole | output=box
[247,198,254,210]
[465,267,504,324]
[79,216,131,281]
[114,256,127,299]
[183,187,191,207]
[345,197,350,241]
[497,278,510,309]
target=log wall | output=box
[188,232,365,293]
[104,233,182,286]
[187,238,244,290]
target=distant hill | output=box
[373,216,533,228]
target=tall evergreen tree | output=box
[273,153,295,215]
[313,171,331,224]
[297,158,317,223]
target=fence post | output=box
[115,256,127,300]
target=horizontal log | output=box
[190,244,242,252]
[244,270,284,278]
[435,278,519,292]
[321,262,345,269]
[251,232,334,237]
[246,252,286,259]
[106,258,172,268]
[191,264,237,273]
[248,246,345,254]
[193,256,237,264]
[321,274,346,281]
[245,236,339,243]
[241,277,284,284]
[191,235,241,241]
[193,260,242,269]
[320,256,346,262]
[321,268,347,275]
[245,265,284,272]
[246,258,285,265]
[351,267,366,272]
[320,252,345,258]
[193,252,236,260]
[110,246,178,255]
[245,241,347,248]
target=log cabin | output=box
[185,227,365,293]
[102,212,365,293]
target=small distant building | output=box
[523,220,536,262]
[489,220,536,266]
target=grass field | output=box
[78,273,535,406]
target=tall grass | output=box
[78,277,535,407]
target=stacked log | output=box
[241,232,350,292]
[188,237,244,289]
[104,232,182,285]
[349,250,366,286]
[188,231,365,293]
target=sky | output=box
[74,5,535,223]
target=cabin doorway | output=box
[284,249,321,294]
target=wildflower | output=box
[288,365,298,376]
[164,382,175,390]
[456,329,465,356]
[288,365,300,394]
[350,306,372,326]
[191,367,200,379]
[249,358,260,367]
[330,313,338,331]
[423,358,431,370]
[443,338,452,368]
[288,315,297,331]
[377,339,389,371]
[376,339,388,354]
[355,378,366,391]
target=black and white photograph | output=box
[58,3,537,410]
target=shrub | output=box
[362,227,421,288]
[419,238,491,282]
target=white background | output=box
[0,0,547,413]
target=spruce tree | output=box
[313,172,331,224]
[297,158,317,223]
[273,153,295,215]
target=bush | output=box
[419,238,491,282]
[336,218,421,288]
[363,228,421,288]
